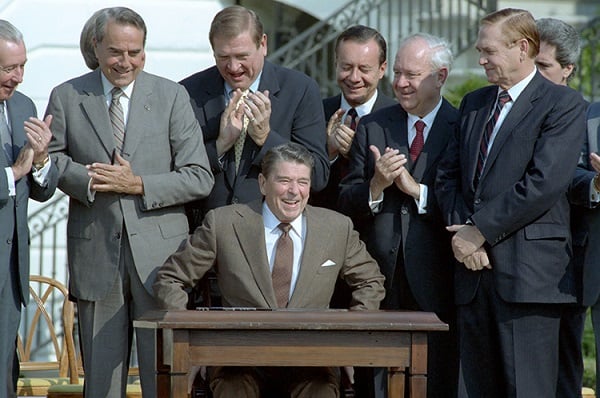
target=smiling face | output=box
[475,23,525,89]
[213,29,266,91]
[336,38,386,107]
[259,160,311,223]
[0,39,26,101]
[94,19,145,88]
[392,38,446,118]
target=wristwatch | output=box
[32,156,49,171]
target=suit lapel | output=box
[6,95,27,159]
[232,200,278,307]
[288,207,329,307]
[123,72,155,157]
[588,111,600,155]
[467,88,497,188]
[383,105,409,159]
[80,70,114,158]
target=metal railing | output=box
[268,0,495,97]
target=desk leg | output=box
[409,332,428,398]
[388,366,405,398]
[156,329,171,397]
[171,330,191,398]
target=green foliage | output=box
[445,74,490,108]
[573,17,600,101]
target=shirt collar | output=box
[224,71,263,100]
[262,200,303,237]
[100,73,134,99]
[503,67,536,103]
[407,97,443,128]
[340,90,379,118]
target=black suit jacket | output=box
[180,61,329,229]
[310,92,396,210]
[339,99,458,316]
[435,72,586,305]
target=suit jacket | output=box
[153,200,385,311]
[180,61,329,228]
[310,92,396,210]
[338,100,457,317]
[46,70,214,301]
[569,102,600,306]
[0,91,58,305]
[435,72,586,305]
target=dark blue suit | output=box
[435,72,586,397]
[339,99,459,397]
[180,61,329,230]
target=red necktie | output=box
[347,108,358,130]
[272,223,293,308]
[410,120,426,162]
[476,90,511,181]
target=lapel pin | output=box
[144,104,151,111]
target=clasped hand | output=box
[369,145,419,200]
[87,152,143,195]
[446,224,491,271]
[217,89,271,155]
[326,109,356,159]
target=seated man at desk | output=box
[153,142,385,398]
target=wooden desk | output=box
[135,310,447,398]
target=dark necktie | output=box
[110,87,125,154]
[0,102,12,163]
[410,120,426,162]
[347,107,358,130]
[476,90,511,181]
[272,223,293,308]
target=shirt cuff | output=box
[369,190,383,214]
[87,178,96,203]
[31,158,51,187]
[4,167,15,196]
[415,184,428,214]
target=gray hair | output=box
[536,18,580,81]
[0,20,23,45]
[80,9,106,70]
[94,7,147,47]
[261,143,314,178]
[399,32,454,73]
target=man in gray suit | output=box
[154,143,385,398]
[0,20,57,398]
[569,101,600,395]
[46,7,213,398]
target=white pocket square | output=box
[321,260,336,267]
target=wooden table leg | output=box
[156,329,171,397]
[171,330,191,398]
[409,332,428,398]
[388,366,405,398]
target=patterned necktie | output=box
[110,87,125,154]
[0,102,12,163]
[234,89,250,173]
[347,107,358,130]
[410,120,426,162]
[272,223,293,308]
[476,90,511,181]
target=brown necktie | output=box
[410,120,426,162]
[234,90,250,173]
[272,223,293,308]
[110,87,125,154]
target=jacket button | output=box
[232,197,239,204]
[474,199,481,205]
[401,207,408,215]
[6,239,12,244]
[115,232,121,240]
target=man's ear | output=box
[258,173,266,195]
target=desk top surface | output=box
[134,309,448,332]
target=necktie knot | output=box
[414,120,426,134]
[111,87,124,103]
[498,90,511,107]
[278,223,291,234]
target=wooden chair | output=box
[16,275,79,396]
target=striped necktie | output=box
[110,87,125,154]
